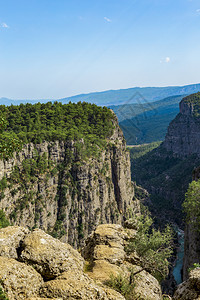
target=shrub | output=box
[0,286,9,300]
[126,212,173,282]
[0,210,10,228]
[106,273,136,300]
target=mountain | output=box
[1,83,200,107]
[60,83,200,106]
[129,92,200,226]
[0,97,51,106]
[116,95,184,144]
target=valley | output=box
[1,92,200,299]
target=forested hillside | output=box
[114,95,184,144]
[0,101,114,158]
[0,101,139,247]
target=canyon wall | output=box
[163,96,200,157]
[0,123,140,248]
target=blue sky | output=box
[0,0,200,99]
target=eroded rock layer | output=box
[0,121,139,247]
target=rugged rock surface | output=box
[173,268,200,299]
[0,226,29,259]
[82,224,163,300]
[0,225,125,300]
[183,166,200,280]
[39,271,123,300]
[0,225,163,300]
[183,222,200,281]
[163,94,200,157]
[0,256,43,299]
[0,119,139,248]
[20,228,84,279]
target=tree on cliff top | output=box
[0,117,22,160]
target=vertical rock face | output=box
[163,94,200,157]
[183,222,200,280]
[183,168,200,280]
[0,121,139,247]
[162,93,200,280]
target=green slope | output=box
[117,95,184,144]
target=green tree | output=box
[126,212,173,282]
[0,117,22,160]
[183,179,200,230]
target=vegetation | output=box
[183,92,200,118]
[128,141,161,160]
[0,102,114,158]
[129,142,200,226]
[116,95,184,144]
[126,211,173,282]
[106,273,136,300]
[188,263,200,273]
[0,286,9,300]
[0,210,10,228]
[0,117,22,160]
[183,179,200,231]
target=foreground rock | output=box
[40,270,124,300]
[0,225,164,300]
[173,268,200,299]
[0,226,29,259]
[82,224,163,300]
[0,256,43,299]
[20,228,84,279]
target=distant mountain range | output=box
[115,95,184,144]
[1,83,200,145]
[1,83,200,107]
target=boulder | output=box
[0,226,29,259]
[0,256,43,300]
[82,224,128,262]
[40,270,125,300]
[82,224,162,300]
[20,228,84,279]
[173,268,200,300]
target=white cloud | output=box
[1,23,9,28]
[196,9,200,15]
[104,17,111,23]
[160,57,171,63]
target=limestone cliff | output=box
[130,93,200,228]
[183,167,200,280]
[163,92,200,157]
[0,120,139,247]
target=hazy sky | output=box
[0,0,200,99]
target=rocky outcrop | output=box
[0,225,163,300]
[0,256,43,299]
[163,96,200,157]
[0,226,29,259]
[82,224,163,300]
[173,268,200,299]
[0,225,124,300]
[20,228,84,279]
[0,119,139,247]
[183,222,200,281]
